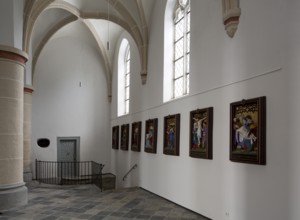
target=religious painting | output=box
[163,114,180,156]
[230,96,266,165]
[131,121,142,152]
[112,125,119,150]
[144,118,158,154]
[190,107,213,159]
[120,124,129,151]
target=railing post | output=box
[60,162,63,185]
[35,159,40,183]
[33,160,106,189]
[100,164,103,192]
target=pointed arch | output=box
[23,0,149,101]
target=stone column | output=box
[23,85,34,182]
[0,45,28,211]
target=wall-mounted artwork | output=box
[121,124,129,151]
[131,121,142,152]
[230,96,266,165]
[144,118,158,154]
[190,107,213,159]
[112,126,119,150]
[163,114,180,156]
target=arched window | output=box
[118,39,130,116]
[173,0,190,98]
[124,45,130,114]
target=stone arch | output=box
[23,0,149,100]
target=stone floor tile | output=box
[0,182,209,220]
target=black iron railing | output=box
[123,164,138,181]
[35,160,104,190]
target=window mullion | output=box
[174,55,184,63]
[174,36,184,44]
[183,8,187,95]
[184,6,190,95]
[124,46,130,114]
[172,0,190,99]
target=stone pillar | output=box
[23,85,34,182]
[0,45,28,211]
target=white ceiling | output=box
[27,0,156,90]
[30,0,155,55]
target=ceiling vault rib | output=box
[136,0,148,84]
[23,0,56,53]
[106,0,148,84]
[23,0,150,102]
[83,19,113,102]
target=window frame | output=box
[173,0,190,99]
[117,38,130,117]
[124,45,130,114]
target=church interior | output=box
[1,0,300,219]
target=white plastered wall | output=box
[111,30,142,188]
[32,21,111,174]
[287,0,300,219]
[110,0,290,220]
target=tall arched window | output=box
[118,39,130,116]
[124,45,130,114]
[173,0,190,98]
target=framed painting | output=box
[163,114,180,156]
[144,118,158,154]
[112,125,119,150]
[190,107,213,159]
[131,121,142,152]
[120,124,129,151]
[230,96,266,165]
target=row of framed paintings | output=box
[112,96,266,165]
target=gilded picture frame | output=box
[144,118,158,154]
[163,114,180,156]
[121,124,129,151]
[131,121,142,152]
[112,125,119,150]
[230,96,266,165]
[190,107,213,159]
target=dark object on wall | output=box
[190,107,213,159]
[131,121,142,152]
[230,96,266,165]
[163,114,180,156]
[112,126,119,150]
[121,124,129,150]
[144,118,158,154]
[37,138,50,148]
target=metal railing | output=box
[35,159,104,190]
[123,164,138,181]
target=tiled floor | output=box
[0,182,208,220]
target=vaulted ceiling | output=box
[23,0,156,99]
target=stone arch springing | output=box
[222,0,241,38]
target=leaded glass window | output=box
[173,0,190,98]
[125,45,130,114]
